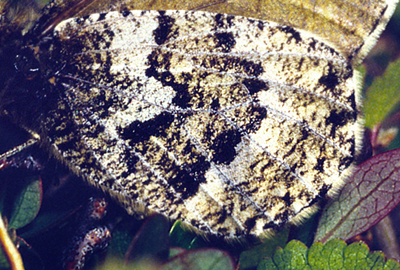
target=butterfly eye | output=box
[13,48,40,80]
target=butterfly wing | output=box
[41,10,360,237]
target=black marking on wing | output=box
[154,11,176,45]
[325,109,356,137]
[277,25,302,44]
[210,129,242,165]
[314,157,326,173]
[121,9,131,17]
[168,157,210,199]
[121,149,139,178]
[318,63,340,90]
[214,13,234,29]
[118,112,175,145]
[243,78,269,95]
[145,50,193,108]
[214,32,236,53]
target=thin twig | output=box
[0,215,24,270]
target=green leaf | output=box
[364,58,400,128]
[289,211,320,247]
[169,220,208,250]
[96,256,161,270]
[95,247,234,270]
[239,229,289,270]
[258,240,310,270]
[124,214,170,262]
[314,149,400,243]
[258,240,400,270]
[308,239,347,269]
[106,217,142,258]
[161,249,235,270]
[0,251,10,269]
[8,176,42,230]
[169,247,186,259]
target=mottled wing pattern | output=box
[69,0,398,65]
[42,10,360,237]
[214,0,398,64]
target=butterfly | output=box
[0,0,397,239]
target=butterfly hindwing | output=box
[37,10,360,237]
